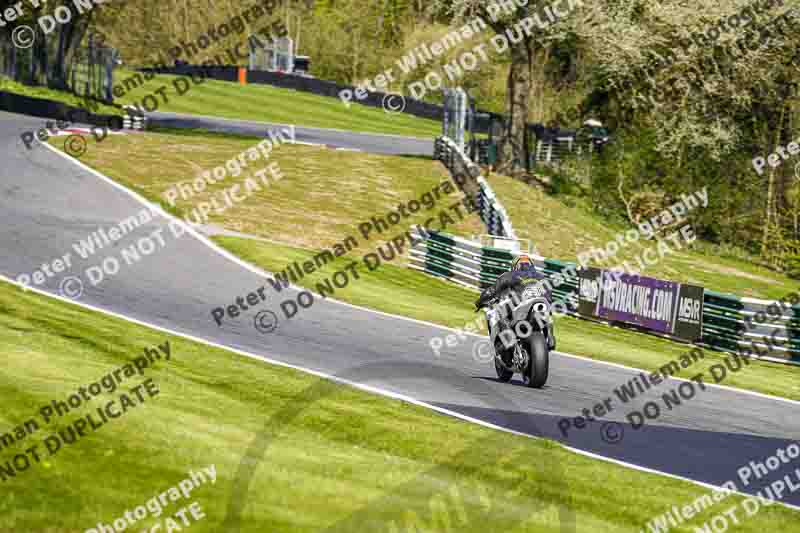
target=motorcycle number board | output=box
[577,267,703,342]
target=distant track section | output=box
[149,111,434,156]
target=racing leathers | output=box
[475,267,551,310]
[475,266,555,350]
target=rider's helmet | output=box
[512,254,534,272]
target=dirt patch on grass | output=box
[697,262,779,284]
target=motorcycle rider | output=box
[475,254,550,308]
[475,253,555,348]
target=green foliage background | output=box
[14,0,799,276]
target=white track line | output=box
[38,139,800,413]
[37,136,800,405]
[3,272,799,514]
[26,141,800,513]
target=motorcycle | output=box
[478,288,554,388]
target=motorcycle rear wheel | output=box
[523,332,549,388]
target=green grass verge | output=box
[2,280,798,532]
[1,70,441,137]
[216,235,800,402]
[113,69,441,138]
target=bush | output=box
[782,251,800,280]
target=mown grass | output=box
[113,69,442,137]
[49,130,483,255]
[1,70,441,138]
[1,279,798,532]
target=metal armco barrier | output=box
[700,292,800,365]
[408,227,514,291]
[434,136,517,239]
[122,106,148,130]
[408,227,800,366]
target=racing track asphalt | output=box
[148,111,435,156]
[1,110,799,512]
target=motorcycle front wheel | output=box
[523,332,549,388]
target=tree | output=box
[572,0,800,256]
[429,1,587,171]
[0,0,96,90]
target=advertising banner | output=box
[578,267,703,342]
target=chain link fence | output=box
[249,36,294,73]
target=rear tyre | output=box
[523,332,549,388]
